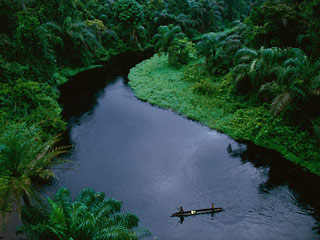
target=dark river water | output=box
[57,53,320,240]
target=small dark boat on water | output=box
[171,204,223,217]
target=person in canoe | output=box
[178,206,185,224]
[179,206,184,213]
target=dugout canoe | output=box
[171,207,223,217]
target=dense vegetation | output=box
[0,0,319,238]
[128,0,320,175]
[17,187,151,239]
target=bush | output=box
[192,78,214,95]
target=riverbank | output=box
[128,54,320,176]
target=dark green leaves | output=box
[17,187,151,240]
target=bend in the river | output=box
[57,52,320,240]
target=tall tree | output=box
[245,1,303,48]
[153,25,186,64]
[190,0,224,33]
[113,0,146,48]
[223,0,248,21]
[196,31,241,74]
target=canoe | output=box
[171,207,223,217]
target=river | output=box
[56,53,320,240]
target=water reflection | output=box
[57,63,320,239]
[227,143,320,234]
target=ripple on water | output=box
[56,77,320,240]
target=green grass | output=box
[129,54,320,175]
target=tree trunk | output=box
[22,192,31,207]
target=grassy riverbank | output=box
[128,54,320,175]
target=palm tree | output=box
[0,123,68,221]
[233,47,283,93]
[271,49,320,117]
[196,31,241,74]
[174,13,196,33]
[189,0,223,33]
[233,47,320,118]
[153,24,185,63]
[101,29,120,49]
[196,33,225,70]
[129,25,147,50]
[153,10,175,27]
[17,187,151,240]
[45,17,100,66]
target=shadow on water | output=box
[227,142,320,234]
[58,49,153,146]
[58,49,153,120]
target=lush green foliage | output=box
[153,24,195,65]
[245,0,320,60]
[196,29,241,74]
[1,0,320,236]
[0,0,259,235]
[0,123,68,220]
[17,187,151,239]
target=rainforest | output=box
[0,0,320,239]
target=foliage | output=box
[1,0,320,235]
[245,1,303,48]
[168,37,195,66]
[298,0,320,59]
[192,78,215,95]
[113,0,147,48]
[196,30,241,74]
[189,0,224,33]
[114,0,144,27]
[36,0,81,25]
[167,0,190,15]
[232,46,320,125]
[233,47,279,93]
[17,187,151,240]
[0,79,66,134]
[0,122,68,221]
[153,25,187,65]
[223,0,248,21]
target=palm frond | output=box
[44,22,62,33]
[113,212,139,229]
[284,58,301,67]
[271,92,292,116]
[286,47,306,60]
[278,66,297,85]
[54,187,72,219]
[233,63,249,73]
[76,188,95,206]
[234,48,257,64]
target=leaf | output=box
[271,92,292,116]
